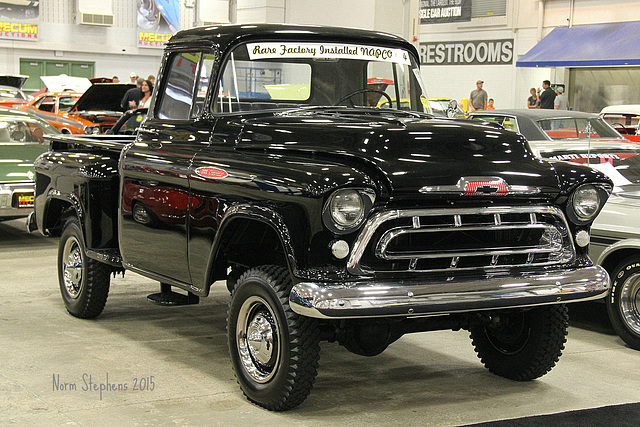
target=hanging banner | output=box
[0,1,39,41]
[137,0,180,49]
[420,0,471,24]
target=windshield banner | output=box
[247,43,412,65]
[0,2,39,41]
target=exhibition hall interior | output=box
[1,1,639,425]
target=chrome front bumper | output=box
[289,266,610,319]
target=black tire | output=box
[58,219,111,319]
[469,305,568,380]
[227,265,321,411]
[607,258,640,350]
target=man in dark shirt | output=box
[537,80,556,109]
[120,77,144,111]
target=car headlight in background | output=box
[84,126,100,135]
[323,188,375,233]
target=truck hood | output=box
[234,109,562,197]
[0,142,49,183]
[0,75,28,89]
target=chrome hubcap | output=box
[236,296,279,383]
[62,237,83,299]
[620,273,640,335]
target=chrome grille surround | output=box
[347,206,575,276]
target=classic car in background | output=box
[600,105,640,142]
[0,107,58,221]
[428,97,467,118]
[470,109,640,350]
[19,83,134,134]
[0,75,30,108]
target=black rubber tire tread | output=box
[227,265,321,411]
[607,257,640,350]
[58,218,111,319]
[469,304,568,381]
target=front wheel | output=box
[607,258,640,350]
[469,305,568,380]
[58,219,111,318]
[227,266,321,411]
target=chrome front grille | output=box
[347,206,575,275]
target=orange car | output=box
[19,83,134,134]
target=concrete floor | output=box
[1,218,640,426]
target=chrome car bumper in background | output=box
[289,266,610,319]
[0,182,35,218]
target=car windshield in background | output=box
[0,118,59,143]
[213,42,428,113]
[537,117,620,140]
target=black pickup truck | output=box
[31,24,613,411]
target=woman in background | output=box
[527,87,538,108]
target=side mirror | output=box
[446,100,458,118]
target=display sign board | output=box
[0,1,39,41]
[420,39,514,65]
[137,0,180,48]
[420,0,471,24]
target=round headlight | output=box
[571,184,600,221]
[329,189,364,228]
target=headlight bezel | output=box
[566,183,611,225]
[322,188,375,234]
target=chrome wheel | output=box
[236,296,280,383]
[62,236,83,299]
[619,273,640,335]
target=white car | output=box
[600,105,640,140]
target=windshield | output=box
[213,42,428,113]
[0,117,60,143]
[537,117,621,140]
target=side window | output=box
[156,52,202,120]
[36,96,56,112]
[193,53,216,117]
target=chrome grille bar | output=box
[346,206,575,276]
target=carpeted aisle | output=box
[464,402,640,426]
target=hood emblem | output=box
[463,179,508,196]
[420,176,540,196]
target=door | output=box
[119,50,217,285]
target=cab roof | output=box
[167,23,418,59]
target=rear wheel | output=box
[227,265,321,411]
[469,305,568,380]
[607,258,640,350]
[58,219,111,318]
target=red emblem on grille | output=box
[195,167,228,179]
[464,181,508,196]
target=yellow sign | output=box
[138,32,172,48]
[0,21,38,40]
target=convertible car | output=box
[600,105,640,142]
[0,107,58,221]
[470,109,640,351]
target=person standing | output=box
[537,80,556,109]
[138,80,154,109]
[527,88,538,108]
[469,80,488,112]
[554,86,569,110]
[120,77,144,110]
[486,98,495,110]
